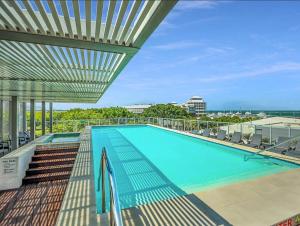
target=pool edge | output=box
[148,124,300,165]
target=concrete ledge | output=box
[0,135,48,190]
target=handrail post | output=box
[101,151,106,213]
[110,188,114,226]
[269,125,272,145]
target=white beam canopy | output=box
[0,0,177,102]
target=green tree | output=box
[142,104,191,119]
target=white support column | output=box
[10,96,18,150]
[9,100,12,136]
[30,99,35,141]
[42,101,46,135]
[22,102,27,132]
[49,102,53,133]
[0,100,3,138]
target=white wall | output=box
[0,136,48,190]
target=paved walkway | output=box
[55,128,98,226]
[195,168,300,226]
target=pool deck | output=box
[56,125,300,226]
[55,128,97,226]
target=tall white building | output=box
[184,96,206,115]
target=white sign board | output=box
[2,158,17,174]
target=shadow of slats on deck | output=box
[55,128,97,226]
[120,194,232,226]
[0,180,68,226]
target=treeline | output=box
[31,104,256,123]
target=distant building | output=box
[168,102,178,106]
[124,104,152,114]
[184,96,206,115]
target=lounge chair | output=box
[230,132,242,143]
[0,138,11,156]
[202,129,211,137]
[216,130,227,140]
[284,142,300,158]
[246,134,262,148]
[19,132,27,146]
[270,137,290,154]
[24,131,30,142]
[191,130,201,135]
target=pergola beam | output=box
[0,30,139,55]
[0,0,178,103]
[0,77,109,85]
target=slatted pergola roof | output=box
[0,0,176,102]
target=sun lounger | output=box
[19,132,27,146]
[0,138,11,156]
[202,129,211,137]
[284,142,300,158]
[191,130,201,135]
[246,134,262,148]
[274,137,290,152]
[216,130,227,140]
[230,132,242,143]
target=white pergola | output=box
[0,0,177,149]
[0,0,177,102]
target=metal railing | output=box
[98,147,123,226]
[27,117,300,145]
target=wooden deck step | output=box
[32,152,77,161]
[29,158,76,168]
[26,164,74,176]
[35,147,79,155]
[22,171,71,184]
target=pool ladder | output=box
[98,147,123,226]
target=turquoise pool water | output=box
[92,125,299,213]
[44,133,80,143]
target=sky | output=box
[56,0,300,111]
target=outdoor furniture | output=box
[0,138,11,156]
[274,137,290,152]
[24,131,31,142]
[246,134,262,148]
[284,142,300,158]
[191,130,201,135]
[268,137,290,155]
[18,132,27,146]
[230,132,242,143]
[216,130,227,140]
[201,129,211,137]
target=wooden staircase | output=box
[23,145,79,185]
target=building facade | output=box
[184,96,206,115]
[124,104,152,114]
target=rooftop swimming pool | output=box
[91,125,299,213]
[44,133,80,143]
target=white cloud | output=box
[176,1,218,10]
[197,62,300,82]
[153,41,202,50]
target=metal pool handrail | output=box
[98,147,123,226]
[244,134,300,161]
